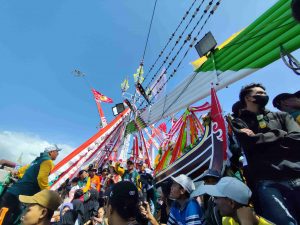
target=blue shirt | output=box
[167,198,203,225]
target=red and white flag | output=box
[92,89,113,103]
[210,87,227,160]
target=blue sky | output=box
[0,0,299,164]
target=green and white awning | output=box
[140,0,300,125]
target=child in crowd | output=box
[91,207,107,225]
[68,177,80,201]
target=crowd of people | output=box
[227,84,300,225]
[0,82,300,225]
[0,0,299,225]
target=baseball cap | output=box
[88,166,97,172]
[171,174,195,194]
[192,177,252,205]
[109,181,139,203]
[198,169,221,181]
[88,168,97,172]
[44,144,62,153]
[127,157,134,164]
[19,190,62,211]
[273,93,296,109]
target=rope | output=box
[144,0,207,89]
[138,0,222,109]
[143,0,199,82]
[141,0,158,62]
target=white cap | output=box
[192,176,252,205]
[171,174,195,194]
[191,182,207,198]
[44,144,62,153]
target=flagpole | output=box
[95,101,107,128]
[131,62,144,119]
[73,69,110,129]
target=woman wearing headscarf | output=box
[59,203,76,225]
[72,189,85,225]
[83,189,99,223]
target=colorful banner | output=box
[133,65,144,84]
[121,78,130,92]
[92,88,113,103]
[49,108,130,190]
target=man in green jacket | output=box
[115,158,142,192]
[0,144,61,225]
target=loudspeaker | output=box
[116,103,125,112]
[195,32,217,57]
[112,103,125,116]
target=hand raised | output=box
[240,128,255,136]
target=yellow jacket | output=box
[115,163,142,191]
[17,164,30,179]
[222,216,274,225]
[37,160,54,190]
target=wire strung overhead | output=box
[150,0,222,109]
[148,0,216,92]
[141,0,158,63]
[138,0,222,109]
[132,0,158,106]
[144,0,207,90]
[143,0,199,82]
[138,0,210,108]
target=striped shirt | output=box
[167,199,203,225]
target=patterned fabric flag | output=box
[49,108,130,190]
[145,87,151,98]
[135,115,147,130]
[133,65,144,84]
[92,89,113,103]
[210,87,227,160]
[125,120,138,136]
[121,78,129,92]
[158,122,167,133]
[118,134,131,162]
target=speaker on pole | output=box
[112,103,125,116]
[195,32,217,57]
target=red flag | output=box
[92,89,113,103]
[133,136,139,163]
[210,87,227,160]
[158,122,167,133]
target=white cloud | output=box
[0,130,74,165]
